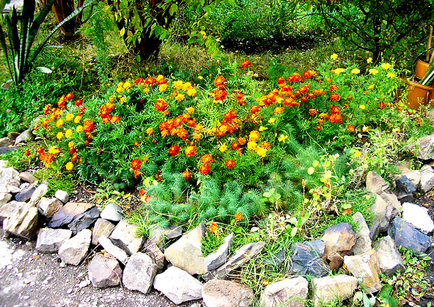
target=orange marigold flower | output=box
[131,159,142,170]
[330,93,340,101]
[329,84,338,91]
[316,126,322,131]
[155,99,167,112]
[329,114,343,123]
[378,102,385,110]
[214,76,226,88]
[234,212,243,221]
[347,125,355,132]
[43,104,51,115]
[347,96,353,100]
[111,115,120,123]
[24,149,30,157]
[249,130,260,142]
[183,170,192,180]
[133,141,139,147]
[185,145,196,157]
[147,127,154,135]
[56,119,64,128]
[274,107,284,114]
[343,103,349,108]
[277,76,285,84]
[156,169,163,181]
[225,159,235,169]
[214,89,227,101]
[139,189,145,197]
[262,142,271,149]
[145,77,156,85]
[83,119,94,132]
[75,99,83,106]
[201,154,214,164]
[309,109,318,116]
[329,105,341,115]
[250,105,260,114]
[302,71,311,79]
[240,59,252,69]
[238,137,247,145]
[168,144,180,157]
[209,222,218,233]
[65,92,74,100]
[231,142,239,150]
[199,164,211,175]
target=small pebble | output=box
[67,288,73,294]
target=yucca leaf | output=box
[0,23,13,82]
[19,0,36,82]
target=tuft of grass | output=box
[34,167,78,197]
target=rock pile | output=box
[1,134,434,307]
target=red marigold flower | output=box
[300,96,308,102]
[200,154,213,164]
[214,76,226,88]
[134,78,144,85]
[155,99,167,112]
[277,77,285,84]
[343,103,349,108]
[347,96,353,100]
[111,115,120,123]
[329,84,338,91]
[156,169,163,181]
[225,159,235,169]
[347,125,355,132]
[65,92,74,100]
[24,149,30,157]
[145,77,156,85]
[302,71,312,79]
[75,99,83,106]
[133,141,140,147]
[131,159,142,170]
[37,147,44,154]
[237,99,246,106]
[307,93,315,99]
[231,142,239,150]
[316,126,322,130]
[329,114,343,123]
[58,96,66,109]
[98,148,102,153]
[234,212,243,221]
[250,105,260,114]
[43,104,51,115]
[240,60,252,69]
[183,170,192,180]
[329,105,341,115]
[309,109,318,116]
[78,106,86,116]
[139,189,145,197]
[83,119,94,132]
[378,102,385,110]
[209,222,218,233]
[330,93,340,101]
[185,145,196,157]
[214,89,227,101]
[168,144,180,157]
[199,164,211,175]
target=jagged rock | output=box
[204,233,233,271]
[321,223,356,271]
[0,137,13,147]
[344,250,382,293]
[395,175,416,199]
[264,250,286,270]
[0,200,25,222]
[37,197,63,219]
[28,183,48,206]
[203,241,266,281]
[109,219,145,255]
[153,266,203,305]
[142,239,165,270]
[203,279,254,307]
[35,228,72,253]
[311,275,358,307]
[418,134,434,160]
[123,252,158,294]
[58,229,91,266]
[260,276,309,307]
[366,171,391,194]
[288,240,329,277]
[419,165,434,193]
[7,132,20,141]
[3,202,38,240]
[164,223,206,275]
[14,129,34,145]
[374,236,405,276]
[351,212,372,255]
[19,172,36,184]
[92,218,115,246]
[55,190,69,203]
[98,235,129,265]
[14,185,35,202]
[402,202,434,234]
[149,224,182,245]
[369,194,401,240]
[0,167,20,193]
[0,193,11,207]
[400,169,421,187]
[0,160,7,168]
[88,253,122,288]
[48,202,94,228]
[100,203,123,222]
[388,217,433,254]
[68,206,100,235]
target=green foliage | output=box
[33,167,78,196]
[0,148,29,171]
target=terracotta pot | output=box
[415,59,429,79]
[406,80,433,109]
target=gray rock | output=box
[388,217,433,254]
[14,185,35,203]
[58,229,92,266]
[19,172,36,184]
[288,240,329,277]
[0,193,11,207]
[55,190,69,203]
[395,175,416,199]
[0,137,13,147]
[14,129,34,145]
[418,134,434,160]
[0,167,20,193]
[142,239,165,270]
[48,202,95,228]
[164,223,206,275]
[366,171,391,194]
[203,279,254,307]
[261,276,308,307]
[321,223,356,270]
[88,253,122,288]
[400,169,421,187]
[109,219,145,255]
[68,206,100,235]
[203,241,266,281]
[374,236,405,276]
[204,233,233,271]
[35,228,72,253]
[100,203,123,222]
[419,165,434,193]
[98,235,129,265]
[149,224,182,245]
[3,202,38,240]
[311,275,358,307]
[123,252,158,294]
[351,212,372,255]
[344,250,382,293]
[402,202,434,234]
[37,197,63,219]
[0,200,26,222]
[264,250,286,270]
[369,193,401,240]
[153,266,203,305]
[28,183,48,206]
[92,218,115,246]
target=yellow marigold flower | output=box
[183,82,192,91]
[68,141,74,148]
[65,129,73,139]
[187,88,196,97]
[176,94,185,102]
[362,126,370,132]
[256,147,267,157]
[387,72,395,78]
[368,84,375,90]
[65,113,74,121]
[259,126,268,132]
[330,53,338,60]
[173,80,184,90]
[49,146,60,155]
[119,96,126,104]
[56,132,63,140]
[312,160,319,167]
[219,144,228,153]
[109,95,115,103]
[354,150,361,157]
[333,68,345,75]
[381,63,391,70]
[146,127,154,135]
[116,87,124,94]
[268,118,276,124]
[249,130,260,142]
[307,167,315,175]
[278,134,288,143]
[56,119,64,128]
[187,107,194,114]
[143,87,150,94]
[351,68,360,74]
[76,125,83,132]
[123,81,131,89]
[369,69,379,75]
[359,105,366,110]
[159,84,168,92]
[198,76,203,80]
[74,115,82,124]
[367,57,373,63]
[247,141,257,150]
[65,162,74,171]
